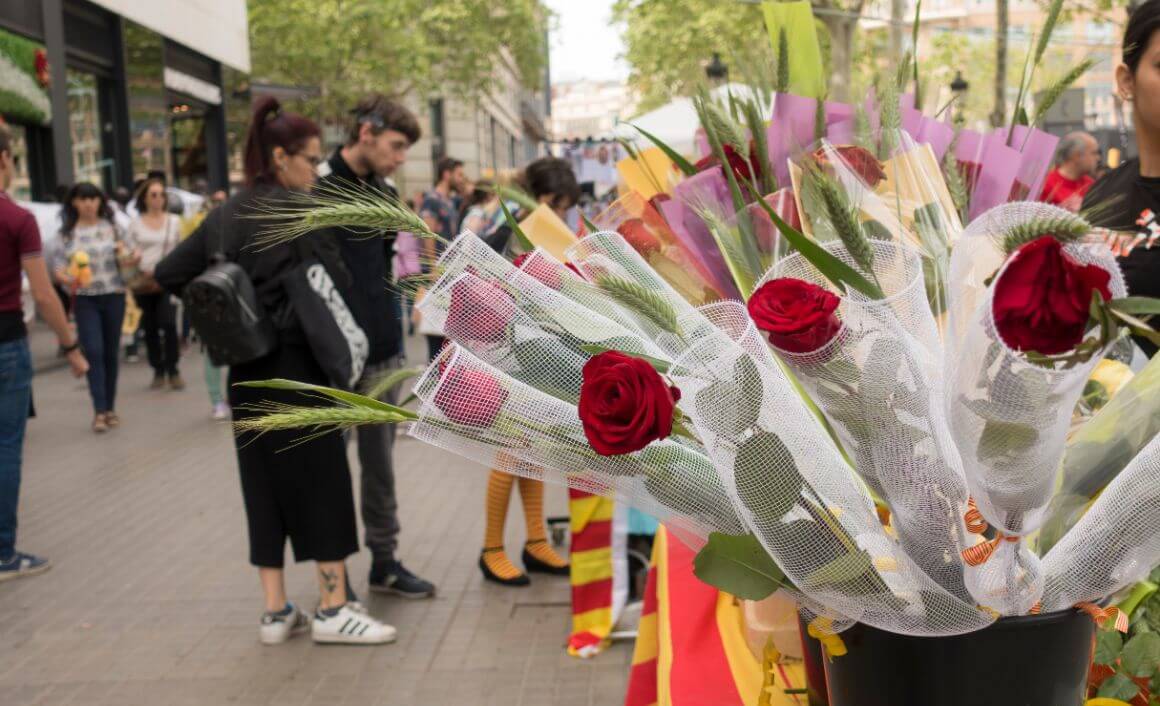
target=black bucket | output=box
[798,616,830,705]
[823,609,1095,706]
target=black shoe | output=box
[368,559,435,598]
[478,548,530,587]
[521,540,570,576]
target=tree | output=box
[613,0,869,110]
[247,0,548,123]
[991,0,1009,127]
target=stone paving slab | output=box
[0,336,631,705]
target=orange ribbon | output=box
[964,498,988,535]
[961,534,1019,567]
[1028,601,1043,615]
[1076,602,1129,633]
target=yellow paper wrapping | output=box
[617,147,675,200]
[761,1,825,99]
[518,204,577,262]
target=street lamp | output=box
[706,53,729,88]
[949,71,969,125]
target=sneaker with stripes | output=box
[311,604,397,645]
[259,602,309,645]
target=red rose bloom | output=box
[617,217,663,255]
[695,142,762,188]
[992,236,1112,355]
[445,277,514,342]
[813,145,887,187]
[512,253,582,289]
[434,367,507,427]
[578,351,681,456]
[748,278,842,354]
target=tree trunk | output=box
[991,0,1009,127]
[822,14,857,102]
[890,0,905,65]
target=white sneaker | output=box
[259,602,308,645]
[312,604,397,645]
[212,403,231,420]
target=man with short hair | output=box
[317,94,436,600]
[1041,131,1100,212]
[0,123,88,582]
[418,157,467,359]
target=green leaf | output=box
[802,550,875,592]
[631,122,698,176]
[733,431,804,522]
[500,199,534,252]
[362,366,425,401]
[1094,628,1123,665]
[693,532,787,600]
[236,379,413,416]
[1111,308,1160,346]
[581,213,599,235]
[1098,673,1141,701]
[752,194,885,300]
[1122,633,1160,677]
[594,274,680,334]
[1111,297,1160,316]
[977,420,1040,461]
[579,344,671,373]
[862,219,893,242]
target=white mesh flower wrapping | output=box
[944,234,1126,538]
[666,307,994,636]
[407,344,746,544]
[1040,431,1160,611]
[764,241,976,604]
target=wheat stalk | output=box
[595,274,680,334]
[877,79,901,160]
[810,171,877,278]
[1032,58,1097,127]
[246,180,439,249]
[776,28,789,94]
[896,51,913,93]
[1034,0,1065,68]
[942,148,970,223]
[702,99,748,155]
[234,401,415,436]
[999,213,1091,254]
[363,366,425,401]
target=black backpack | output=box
[183,204,277,366]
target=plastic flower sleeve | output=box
[1040,431,1160,611]
[407,344,745,543]
[665,310,994,636]
[944,228,1127,539]
[762,241,974,602]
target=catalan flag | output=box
[567,489,630,658]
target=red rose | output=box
[958,160,982,194]
[578,351,681,456]
[434,367,507,427]
[445,277,514,342]
[513,253,583,289]
[992,236,1112,355]
[617,217,663,255]
[813,145,887,187]
[695,142,762,188]
[748,278,842,354]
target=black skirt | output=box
[229,342,358,567]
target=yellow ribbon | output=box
[807,617,847,659]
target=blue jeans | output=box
[75,293,126,413]
[0,337,32,559]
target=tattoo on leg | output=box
[321,569,339,594]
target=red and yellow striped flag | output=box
[567,489,629,657]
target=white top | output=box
[129,214,181,273]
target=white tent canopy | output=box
[614,83,770,157]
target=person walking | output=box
[1041,131,1100,211]
[0,123,88,582]
[317,94,435,599]
[50,183,133,433]
[1084,0,1160,357]
[478,156,579,586]
[420,157,468,360]
[127,176,184,390]
[155,96,394,645]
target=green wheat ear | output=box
[809,169,876,277]
[595,274,680,335]
[1032,58,1097,127]
[234,401,414,438]
[942,148,969,222]
[999,213,1091,254]
[245,180,439,250]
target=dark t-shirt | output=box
[1082,158,1160,356]
[0,193,42,341]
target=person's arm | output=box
[154,209,212,296]
[22,255,87,377]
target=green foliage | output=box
[733,431,804,522]
[248,0,548,120]
[999,213,1090,254]
[1095,628,1124,665]
[1098,673,1141,701]
[693,532,788,600]
[1122,633,1160,678]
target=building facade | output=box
[549,79,637,141]
[0,0,249,201]
[391,47,550,201]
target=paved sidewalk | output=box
[0,338,631,706]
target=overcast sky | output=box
[545,0,629,85]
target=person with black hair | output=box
[155,96,395,646]
[316,93,436,600]
[50,182,134,433]
[419,156,468,359]
[523,156,581,219]
[1084,0,1160,356]
[127,176,184,390]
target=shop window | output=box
[123,21,169,184]
[6,123,32,201]
[67,68,107,187]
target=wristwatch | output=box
[60,341,81,354]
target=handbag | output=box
[283,237,369,389]
[128,216,178,295]
[182,203,277,366]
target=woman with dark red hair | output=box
[155,97,394,646]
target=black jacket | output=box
[317,150,402,364]
[154,183,350,347]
